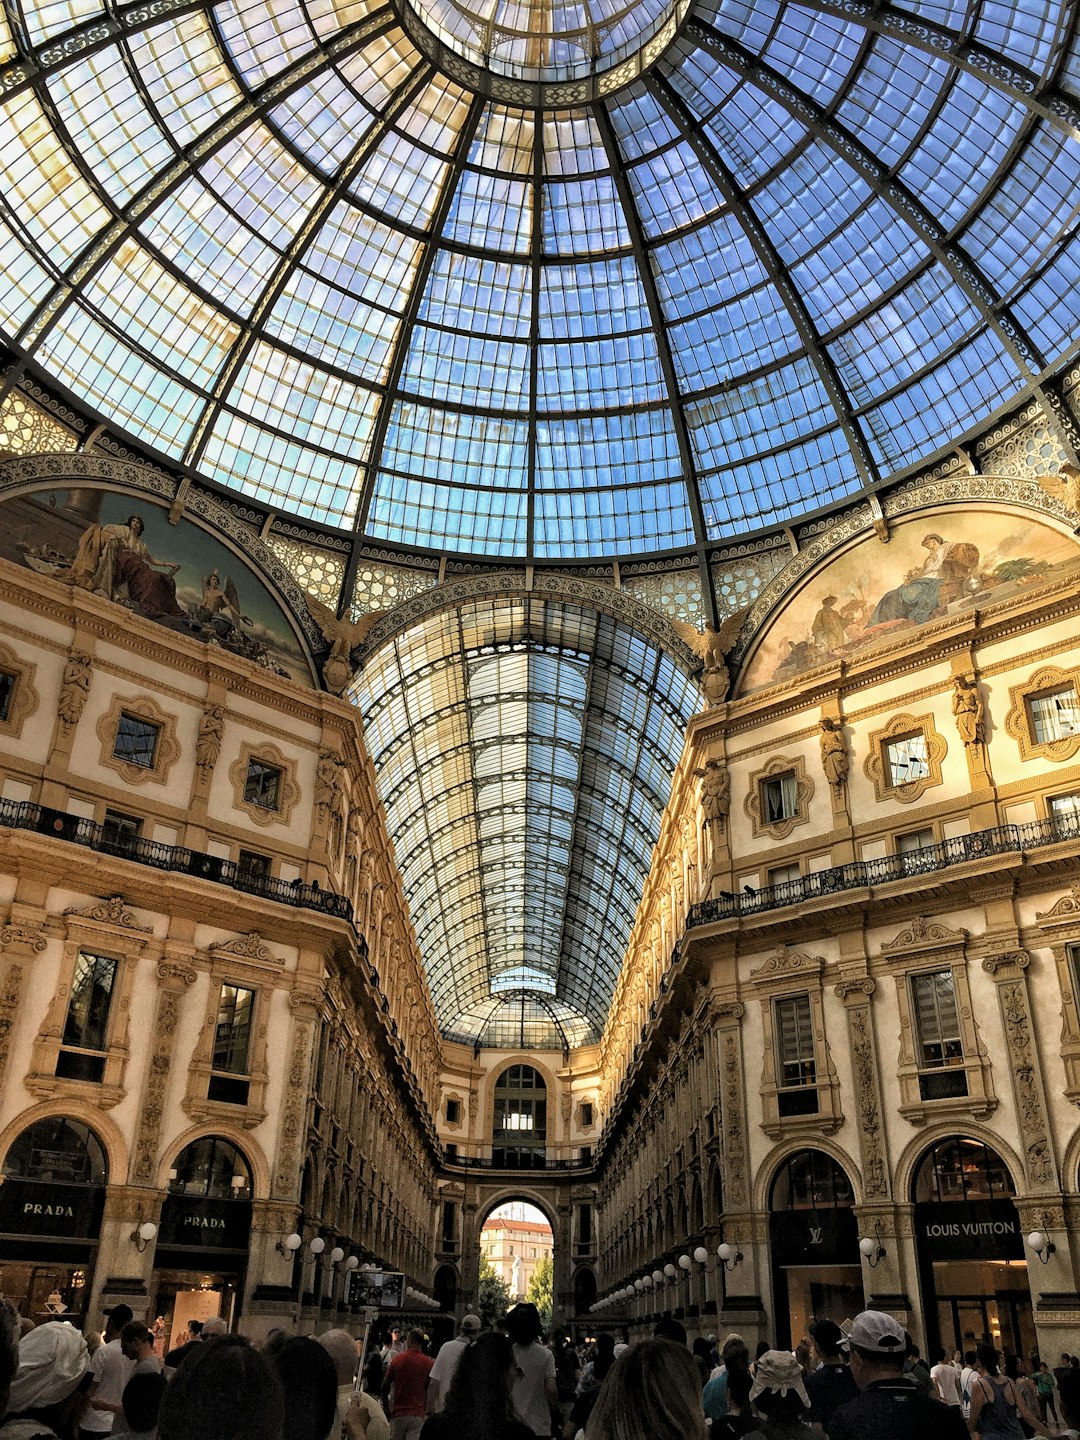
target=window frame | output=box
[744,754,814,840]
[0,641,39,739]
[864,711,946,803]
[879,916,996,1125]
[1005,665,1080,764]
[229,742,300,827]
[28,898,148,1106]
[751,946,842,1138]
[96,693,180,786]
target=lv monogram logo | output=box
[809,1226,823,1245]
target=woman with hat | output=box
[742,1351,813,1440]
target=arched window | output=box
[3,1117,107,1186]
[770,1149,854,1211]
[168,1136,252,1200]
[492,1065,546,1169]
[913,1137,1014,1203]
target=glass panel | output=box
[911,970,963,1069]
[113,713,159,768]
[1029,687,1080,743]
[61,952,117,1053]
[886,733,930,785]
[244,760,281,809]
[775,995,816,1088]
[213,985,254,1075]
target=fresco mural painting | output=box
[741,511,1080,694]
[0,486,313,685]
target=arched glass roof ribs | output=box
[2,0,1079,561]
[355,596,700,1045]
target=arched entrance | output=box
[912,1137,1031,1359]
[479,1197,555,1330]
[768,1149,860,1349]
[153,1135,254,1342]
[0,1115,107,1323]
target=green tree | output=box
[478,1257,511,1330]
[526,1253,553,1332]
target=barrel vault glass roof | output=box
[355,597,701,1046]
[1,0,1079,563]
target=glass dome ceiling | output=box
[1,0,1079,562]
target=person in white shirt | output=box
[427,1315,480,1414]
[930,1347,962,1407]
[959,1350,978,1420]
[80,1305,136,1440]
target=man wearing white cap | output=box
[426,1315,481,1414]
[830,1311,968,1440]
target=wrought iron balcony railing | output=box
[441,1145,593,1172]
[0,798,354,922]
[687,813,1080,929]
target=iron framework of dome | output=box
[2,0,1080,1047]
[1,0,1079,566]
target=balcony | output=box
[441,1145,593,1173]
[687,813,1080,930]
[0,799,354,922]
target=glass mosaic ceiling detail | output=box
[1,0,1079,561]
[355,597,701,1045]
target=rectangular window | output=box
[113,712,160,768]
[775,995,818,1116]
[1029,686,1080,744]
[101,809,142,853]
[768,862,801,889]
[885,733,929,786]
[911,970,968,1101]
[244,759,282,810]
[578,1203,592,1249]
[237,849,271,882]
[580,1102,593,1127]
[442,1200,456,1248]
[897,828,936,872]
[1049,793,1080,837]
[0,670,15,723]
[55,951,117,1082]
[208,984,254,1105]
[446,1098,460,1124]
[761,772,798,823]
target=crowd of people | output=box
[2,1295,1080,1440]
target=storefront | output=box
[769,1150,862,1348]
[0,1116,107,1325]
[913,1138,1032,1360]
[151,1136,252,1347]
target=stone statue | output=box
[57,653,92,729]
[196,704,225,773]
[952,674,985,747]
[314,750,346,818]
[305,596,385,695]
[819,716,849,789]
[698,758,730,823]
[671,608,749,706]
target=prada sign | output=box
[158,1197,252,1250]
[0,1178,105,1238]
[914,1200,1023,1262]
[770,1206,858,1266]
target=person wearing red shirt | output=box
[382,1329,434,1440]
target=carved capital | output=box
[0,925,47,954]
[835,977,876,1001]
[982,951,1031,977]
[157,961,198,987]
